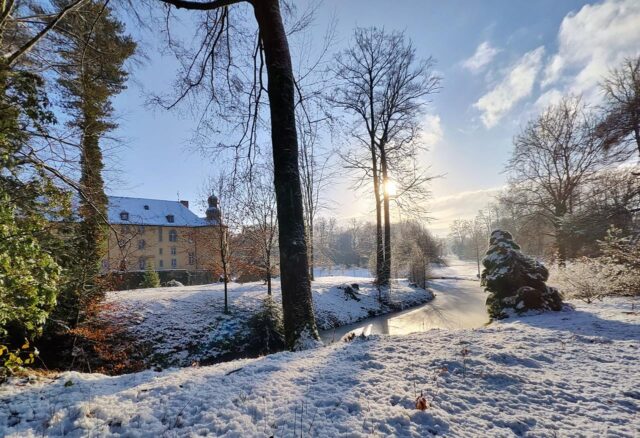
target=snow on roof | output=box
[108,196,215,227]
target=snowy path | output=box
[2,298,638,437]
[321,258,488,342]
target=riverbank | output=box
[103,276,434,369]
[2,297,638,436]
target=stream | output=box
[319,259,490,343]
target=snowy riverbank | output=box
[103,277,434,367]
[1,297,638,436]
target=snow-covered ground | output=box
[2,297,638,437]
[104,277,433,367]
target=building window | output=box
[169,229,177,242]
[139,257,145,270]
[120,211,129,221]
[188,252,195,265]
[171,258,177,268]
[159,248,163,255]
[158,226,163,242]
[138,239,146,250]
[166,214,175,223]
[144,205,149,210]
[122,225,130,234]
[159,259,164,268]
[138,225,145,234]
[170,246,176,255]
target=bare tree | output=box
[236,165,278,295]
[204,172,242,313]
[151,0,318,348]
[298,113,332,281]
[508,96,632,265]
[332,27,440,286]
[597,56,640,157]
[392,220,438,288]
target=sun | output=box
[384,180,397,197]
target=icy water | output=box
[320,259,489,343]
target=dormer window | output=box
[120,211,129,221]
[144,205,149,210]
[166,214,175,223]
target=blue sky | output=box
[109,0,640,236]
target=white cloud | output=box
[534,88,563,111]
[473,46,545,128]
[420,113,443,147]
[462,41,500,73]
[542,0,640,101]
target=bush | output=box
[0,196,60,345]
[247,297,285,355]
[1,341,39,382]
[549,228,640,302]
[139,264,160,288]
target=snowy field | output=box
[103,277,433,367]
[1,297,638,437]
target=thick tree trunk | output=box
[379,148,391,286]
[634,124,640,156]
[253,0,318,349]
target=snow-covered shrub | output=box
[598,227,640,296]
[549,228,640,302]
[481,230,562,319]
[165,279,184,287]
[246,297,285,355]
[550,258,639,302]
[548,258,611,302]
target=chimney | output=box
[179,200,189,209]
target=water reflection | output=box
[320,279,489,343]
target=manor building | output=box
[103,195,223,273]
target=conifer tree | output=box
[54,0,135,325]
[481,230,562,319]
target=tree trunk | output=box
[553,208,567,267]
[634,124,640,156]
[220,224,229,313]
[267,268,272,296]
[253,0,318,349]
[379,147,391,286]
[308,220,315,280]
[370,145,384,288]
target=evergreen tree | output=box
[0,194,61,346]
[0,66,66,345]
[481,230,563,319]
[140,264,160,289]
[53,1,135,326]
